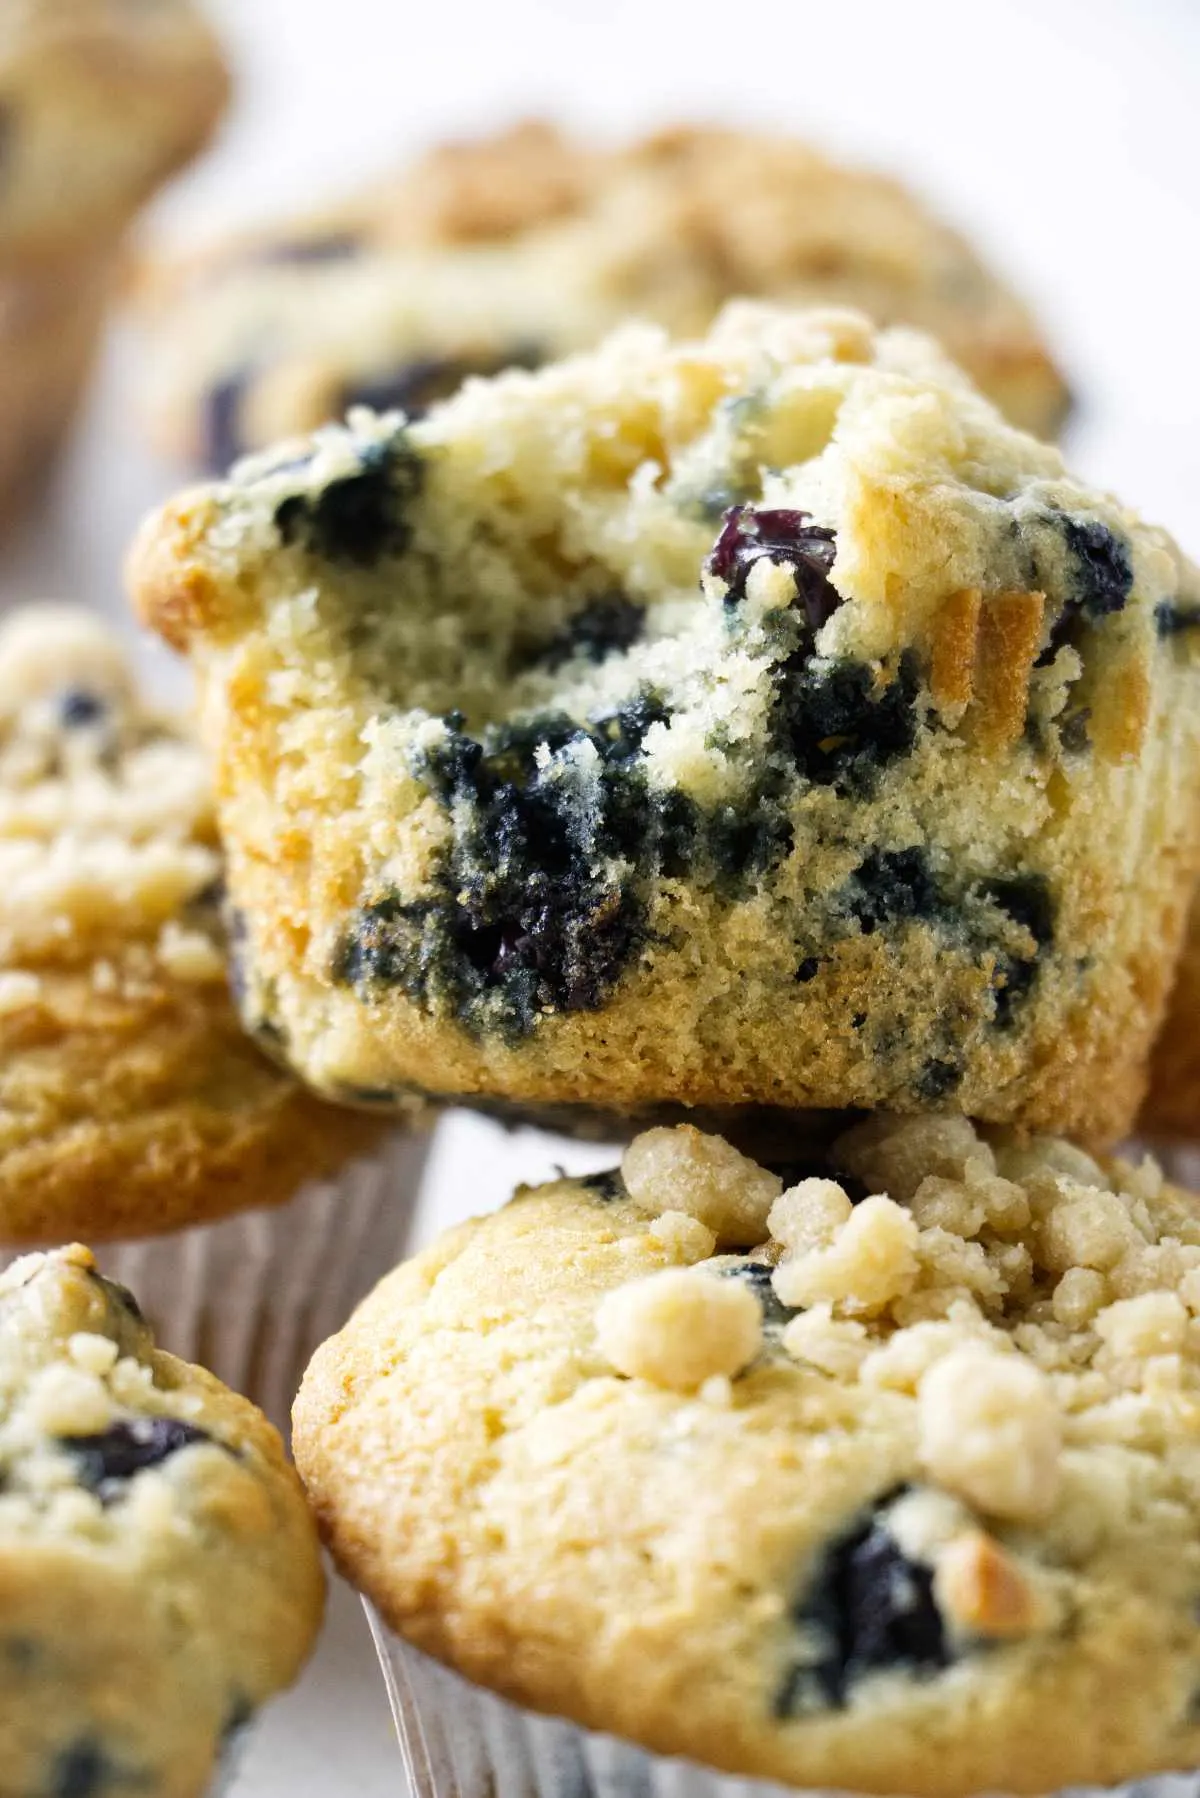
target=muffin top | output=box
[0,605,394,1244]
[295,1111,1200,1797]
[139,118,1068,468]
[1,1241,323,1798]
[0,0,229,257]
[132,304,1200,1139]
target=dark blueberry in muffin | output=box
[1037,515,1133,665]
[274,435,423,565]
[52,1739,113,1798]
[61,1418,215,1500]
[87,1269,146,1325]
[258,232,363,267]
[719,1259,796,1327]
[779,1496,950,1712]
[845,847,945,936]
[776,653,921,792]
[56,689,108,729]
[201,371,250,473]
[985,874,1055,1028]
[708,506,840,633]
[344,341,543,422]
[577,1169,626,1201]
[1060,516,1133,620]
[1156,602,1200,639]
[916,1056,965,1100]
[529,593,647,671]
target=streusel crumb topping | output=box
[0,607,220,978]
[608,1111,1200,1522]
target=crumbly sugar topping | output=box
[0,1246,234,1539]
[0,607,220,975]
[611,1112,1200,1526]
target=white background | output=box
[2,1,1200,1791]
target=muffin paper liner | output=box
[367,1611,1200,1798]
[0,1128,431,1429]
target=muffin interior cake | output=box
[294,1113,1200,1798]
[134,303,1200,1139]
[1,1243,323,1797]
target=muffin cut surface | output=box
[294,1113,1200,1797]
[132,304,1200,1142]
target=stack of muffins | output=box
[132,293,1200,1798]
[5,10,1200,1794]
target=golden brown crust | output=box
[967,589,1046,752]
[396,119,598,245]
[0,956,381,1243]
[126,495,231,651]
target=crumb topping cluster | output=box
[0,1246,225,1539]
[0,608,222,990]
[604,1114,1200,1525]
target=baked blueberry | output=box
[61,1418,216,1500]
[782,1498,949,1712]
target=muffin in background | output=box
[0,1242,323,1798]
[137,118,1071,471]
[0,0,230,535]
[132,303,1200,1144]
[0,605,432,1423]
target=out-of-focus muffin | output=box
[0,0,230,535]
[137,119,1071,471]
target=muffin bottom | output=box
[369,1617,1200,1798]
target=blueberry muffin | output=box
[0,605,393,1244]
[132,305,1200,1142]
[0,0,229,258]
[0,0,229,536]
[2,1242,323,1798]
[138,119,1070,471]
[295,1112,1200,1797]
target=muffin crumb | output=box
[622,1127,781,1245]
[596,1266,762,1389]
[917,1347,1062,1521]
